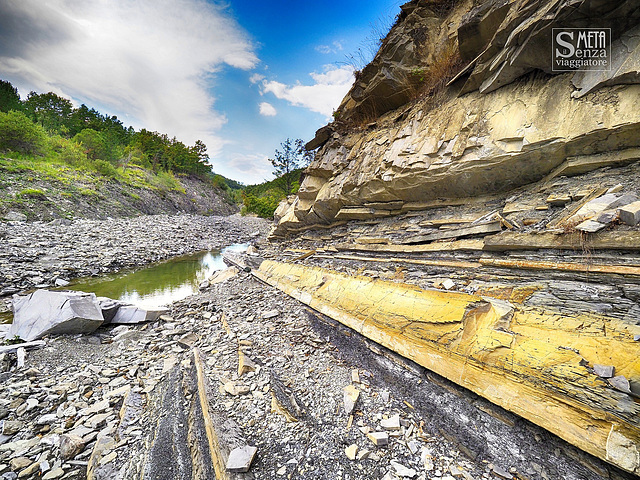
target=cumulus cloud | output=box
[259,102,277,116]
[249,73,265,84]
[261,65,353,117]
[0,0,258,157]
[315,41,343,55]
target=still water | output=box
[0,244,247,324]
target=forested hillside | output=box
[0,80,238,220]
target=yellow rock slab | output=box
[255,260,640,475]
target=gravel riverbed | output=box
[0,213,270,315]
[0,215,632,480]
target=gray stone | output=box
[110,305,168,324]
[3,211,26,222]
[9,290,104,341]
[97,297,124,324]
[54,278,69,287]
[1,420,22,435]
[226,445,257,473]
[593,364,615,378]
[59,434,85,460]
[575,219,607,233]
[608,375,632,393]
[618,201,640,226]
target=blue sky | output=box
[0,0,402,184]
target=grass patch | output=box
[149,170,185,193]
[18,188,47,199]
[79,188,100,198]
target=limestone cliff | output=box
[272,0,640,236]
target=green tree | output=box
[73,128,108,160]
[270,138,312,195]
[24,92,73,134]
[0,110,47,155]
[0,80,22,113]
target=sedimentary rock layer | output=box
[255,259,640,475]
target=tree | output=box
[0,110,47,155]
[73,128,108,160]
[24,92,73,134]
[0,80,22,113]
[269,138,312,195]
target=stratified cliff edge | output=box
[272,0,640,235]
[263,1,640,476]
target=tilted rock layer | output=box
[273,0,640,236]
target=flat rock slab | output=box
[226,445,257,473]
[9,290,104,341]
[110,305,168,324]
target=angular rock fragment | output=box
[60,434,85,460]
[9,290,104,341]
[343,384,360,415]
[345,444,358,460]
[618,201,640,226]
[575,219,607,233]
[226,445,257,473]
[208,266,239,285]
[97,297,124,324]
[367,431,389,446]
[593,364,615,378]
[238,350,257,376]
[608,375,632,393]
[110,304,168,324]
[391,460,417,478]
[381,413,401,431]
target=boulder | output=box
[9,290,104,341]
[96,297,125,324]
[110,304,168,324]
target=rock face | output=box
[272,0,640,237]
[9,290,104,341]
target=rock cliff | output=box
[272,0,640,236]
[264,0,640,476]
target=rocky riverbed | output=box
[0,214,270,316]
[0,215,634,480]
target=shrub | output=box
[150,170,184,192]
[0,111,47,155]
[73,128,108,160]
[49,135,88,166]
[93,159,117,177]
[242,189,284,219]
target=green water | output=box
[0,244,247,324]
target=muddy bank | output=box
[0,214,270,312]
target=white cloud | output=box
[0,0,258,157]
[250,73,265,84]
[220,153,272,184]
[315,41,344,55]
[261,65,354,117]
[259,102,277,116]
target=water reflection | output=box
[65,243,247,309]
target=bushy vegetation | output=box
[0,79,220,185]
[240,138,311,219]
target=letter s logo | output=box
[556,31,574,58]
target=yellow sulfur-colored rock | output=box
[255,260,640,475]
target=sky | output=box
[0,0,402,184]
